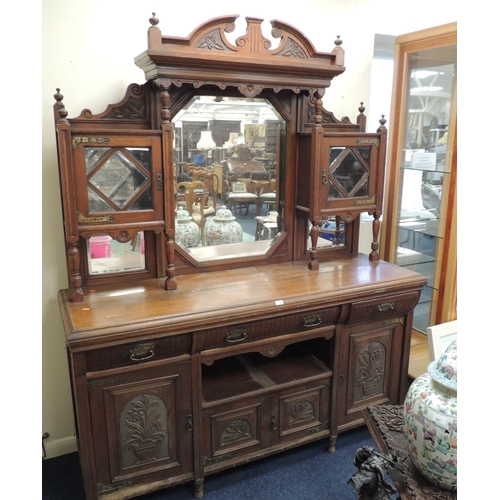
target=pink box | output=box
[90,236,111,258]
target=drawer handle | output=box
[129,344,155,361]
[377,302,394,313]
[224,329,248,343]
[303,315,323,328]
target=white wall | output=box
[41,0,457,459]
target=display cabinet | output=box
[381,23,457,333]
[54,14,426,500]
[297,118,387,269]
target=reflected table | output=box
[362,405,457,500]
[255,216,278,241]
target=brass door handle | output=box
[186,414,193,431]
[322,169,328,185]
[270,415,278,430]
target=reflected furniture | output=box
[426,320,457,361]
[255,214,278,241]
[54,14,426,500]
[185,167,220,216]
[225,178,259,215]
[381,23,457,334]
[176,181,207,244]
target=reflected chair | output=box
[225,178,258,216]
[249,171,278,215]
[176,180,206,244]
[257,178,276,215]
[186,167,220,218]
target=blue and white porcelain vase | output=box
[402,340,457,491]
[205,205,243,246]
[175,207,200,249]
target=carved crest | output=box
[135,14,346,96]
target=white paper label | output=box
[411,152,436,170]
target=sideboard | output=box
[59,255,425,499]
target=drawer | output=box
[85,334,192,372]
[348,291,421,322]
[202,306,340,351]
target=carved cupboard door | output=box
[335,319,405,429]
[87,361,193,495]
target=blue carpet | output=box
[42,426,397,499]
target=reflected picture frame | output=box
[232,181,247,193]
[426,320,457,361]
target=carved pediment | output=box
[135,14,346,96]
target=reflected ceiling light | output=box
[412,70,438,79]
[410,86,443,93]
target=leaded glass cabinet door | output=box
[73,135,163,224]
[381,23,457,334]
[319,133,384,219]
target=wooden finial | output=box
[54,88,69,123]
[54,88,63,104]
[149,12,159,27]
[334,36,343,48]
[358,102,365,115]
[378,114,387,131]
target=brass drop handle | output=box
[303,315,322,328]
[129,344,155,361]
[186,414,193,431]
[224,329,248,343]
[270,415,278,430]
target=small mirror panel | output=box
[87,232,146,275]
[307,216,347,251]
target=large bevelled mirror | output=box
[172,95,286,263]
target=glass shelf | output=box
[400,163,452,175]
[397,219,443,239]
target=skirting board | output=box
[43,435,77,459]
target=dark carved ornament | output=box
[221,419,252,444]
[69,84,150,124]
[357,341,385,398]
[289,401,315,423]
[366,406,457,500]
[122,394,168,465]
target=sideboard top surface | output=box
[59,254,426,347]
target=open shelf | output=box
[202,345,332,406]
